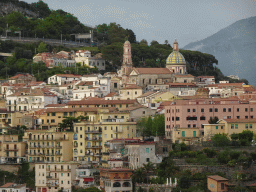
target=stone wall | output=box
[0,163,35,174]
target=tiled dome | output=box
[166,51,186,65]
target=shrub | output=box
[230,151,241,160]
[217,151,230,164]
[203,148,217,158]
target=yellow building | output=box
[203,119,256,141]
[172,127,201,144]
[73,109,137,164]
[0,135,26,163]
[23,128,73,163]
[34,107,117,129]
[119,84,143,100]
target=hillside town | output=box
[0,38,256,192]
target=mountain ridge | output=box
[183,16,256,85]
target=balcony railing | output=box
[113,129,123,133]
[84,129,102,134]
[4,148,18,151]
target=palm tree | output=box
[143,162,155,183]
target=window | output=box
[193,124,196,128]
[193,108,196,112]
[216,126,218,129]
[245,116,248,119]
[146,158,150,162]
[111,134,113,138]
[51,119,55,123]
[223,108,226,112]
[146,148,149,153]
[187,109,190,112]
[245,108,248,112]
[250,124,253,129]
[251,108,254,112]
[114,83,117,88]
[237,116,240,119]
[104,127,107,130]
[105,134,107,138]
[221,183,225,190]
[52,112,56,116]
[251,116,254,119]
[201,108,204,113]
[221,126,224,129]
[215,108,218,112]
[231,124,234,129]
[80,135,82,138]
[80,127,82,131]
[200,116,206,120]
[176,117,180,121]
[228,108,231,112]
[209,108,212,112]
[188,124,191,128]
[182,131,185,137]
[237,108,239,112]
[245,124,248,129]
[235,124,238,129]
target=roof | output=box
[206,83,243,88]
[105,93,118,97]
[55,74,82,78]
[67,99,136,105]
[45,104,67,108]
[0,183,15,188]
[132,68,172,75]
[44,107,116,113]
[220,118,256,123]
[9,74,33,80]
[207,175,228,181]
[197,76,215,78]
[137,91,156,98]
[76,81,93,86]
[8,88,57,97]
[0,183,25,188]
[168,82,196,87]
[122,84,142,90]
[174,74,194,78]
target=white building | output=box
[35,162,79,192]
[47,74,82,86]
[0,183,26,192]
[6,88,58,111]
[75,50,106,70]
[196,76,215,86]
[73,165,97,188]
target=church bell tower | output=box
[121,40,133,84]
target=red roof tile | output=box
[132,68,172,75]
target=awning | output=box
[83,178,94,182]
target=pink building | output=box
[165,97,256,138]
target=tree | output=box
[208,116,219,124]
[132,167,147,183]
[179,176,191,189]
[143,162,155,183]
[217,150,230,164]
[238,130,253,146]
[140,39,148,46]
[212,133,230,147]
[31,0,52,18]
[59,117,78,131]
[152,114,165,136]
[37,42,48,53]
[157,157,179,179]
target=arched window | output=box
[123,182,131,187]
[113,182,121,187]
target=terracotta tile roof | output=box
[44,107,116,113]
[105,93,118,97]
[174,74,194,78]
[55,74,82,78]
[9,74,33,80]
[206,83,243,88]
[221,118,256,123]
[45,104,67,108]
[122,84,142,90]
[68,99,136,105]
[1,83,10,86]
[8,88,57,97]
[119,104,146,112]
[207,175,228,181]
[0,183,15,188]
[132,68,172,75]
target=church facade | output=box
[118,39,187,88]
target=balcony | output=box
[55,145,62,149]
[92,137,102,141]
[55,153,62,156]
[46,183,59,187]
[94,153,102,157]
[102,152,110,155]
[4,148,18,151]
[84,129,102,134]
[46,176,52,179]
[113,129,123,133]
[104,144,110,148]
[92,146,102,149]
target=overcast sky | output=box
[23,0,256,48]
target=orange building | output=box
[207,175,229,192]
[99,168,133,192]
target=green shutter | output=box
[216,126,218,129]
[235,124,238,129]
[182,131,185,137]
[193,131,196,137]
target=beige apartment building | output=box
[73,109,137,164]
[23,129,73,163]
[0,135,26,163]
[35,162,79,192]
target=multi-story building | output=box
[35,162,79,192]
[0,183,26,192]
[0,135,26,163]
[67,99,137,110]
[99,168,133,192]
[118,84,143,100]
[6,88,58,112]
[23,129,73,163]
[165,97,256,139]
[196,76,215,86]
[73,110,137,164]
[47,74,82,86]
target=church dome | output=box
[166,51,186,65]
[166,39,186,65]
